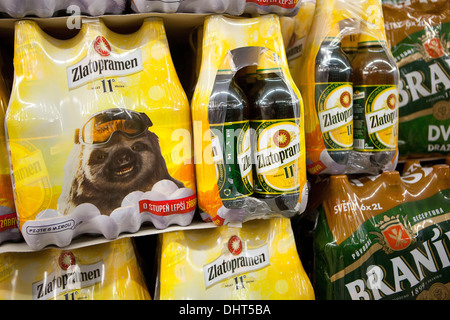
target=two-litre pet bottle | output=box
[208,54,253,209]
[249,48,301,211]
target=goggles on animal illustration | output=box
[75,108,153,146]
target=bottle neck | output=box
[358,0,387,45]
[256,67,281,76]
[216,69,234,77]
[357,39,385,50]
[342,34,358,52]
[322,36,343,50]
[256,49,282,74]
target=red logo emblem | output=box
[372,214,416,254]
[423,38,444,59]
[273,129,291,148]
[58,251,76,271]
[340,91,352,108]
[94,36,111,57]
[387,93,397,110]
[381,224,411,251]
[228,235,243,255]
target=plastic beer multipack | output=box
[284,0,316,85]
[0,61,21,245]
[243,0,302,16]
[130,0,301,15]
[191,14,308,226]
[0,238,151,300]
[6,18,196,250]
[311,161,450,300]
[299,0,400,175]
[0,0,126,18]
[382,0,450,159]
[156,218,315,300]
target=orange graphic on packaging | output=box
[315,164,449,245]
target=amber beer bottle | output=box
[341,34,359,62]
[314,23,353,166]
[351,6,399,168]
[208,58,253,209]
[249,49,301,211]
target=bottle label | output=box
[353,85,398,151]
[251,119,301,194]
[315,82,353,151]
[210,121,253,201]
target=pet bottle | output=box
[351,0,399,168]
[248,48,301,211]
[208,54,253,209]
[314,22,353,166]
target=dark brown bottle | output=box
[208,57,253,209]
[351,17,399,168]
[341,34,359,62]
[248,49,301,211]
[314,23,353,166]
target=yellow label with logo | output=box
[0,238,151,300]
[6,18,196,246]
[353,85,398,151]
[252,119,301,194]
[158,218,315,300]
[315,82,353,151]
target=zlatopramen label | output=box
[251,119,301,194]
[315,82,353,151]
[353,85,398,151]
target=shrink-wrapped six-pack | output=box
[311,162,450,300]
[382,0,450,159]
[300,0,399,175]
[191,15,308,226]
[157,218,315,299]
[130,0,301,15]
[0,238,151,299]
[0,0,448,302]
[0,0,127,17]
[6,18,196,250]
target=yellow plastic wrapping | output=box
[299,0,399,175]
[0,238,151,300]
[6,18,196,250]
[157,218,315,300]
[0,53,21,244]
[191,14,308,226]
[284,0,317,87]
